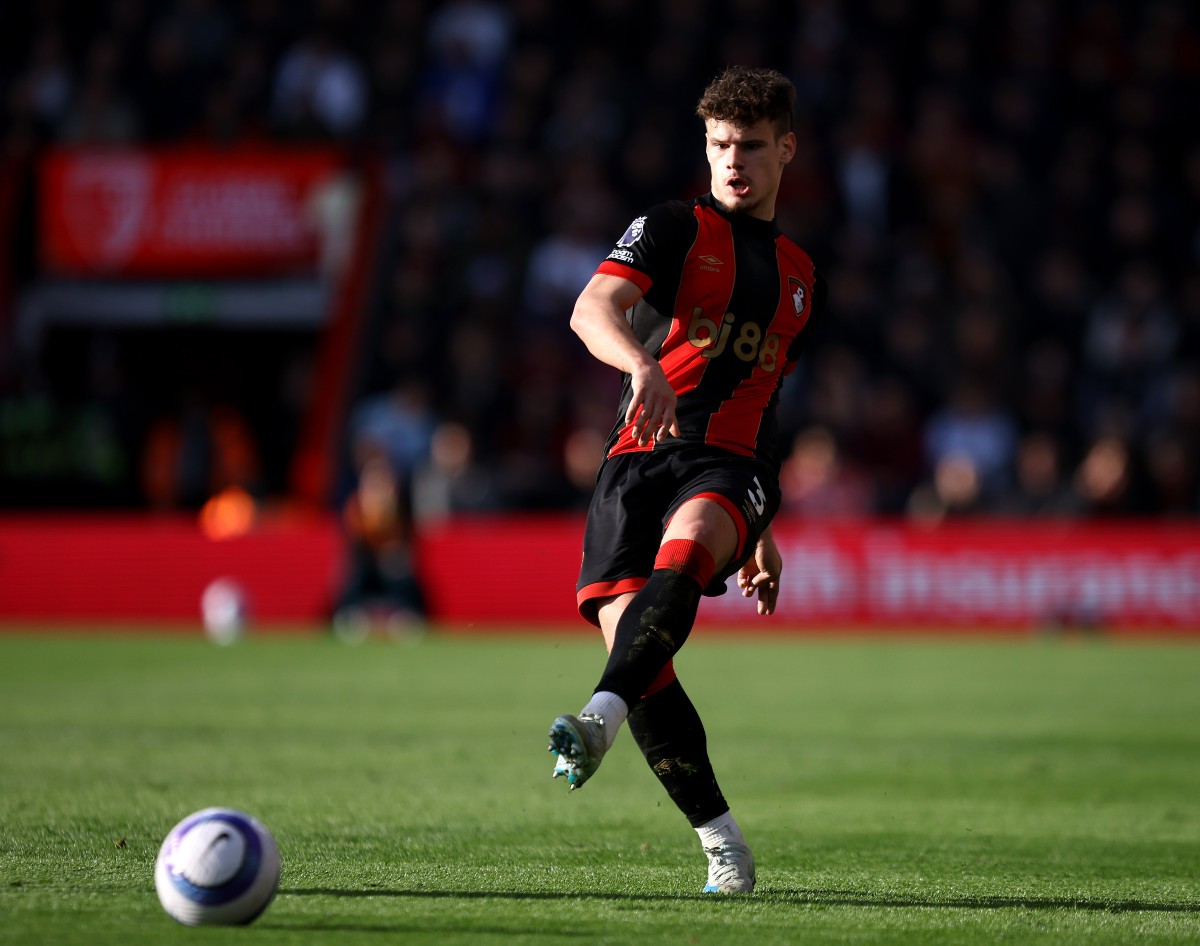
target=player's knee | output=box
[654,539,716,590]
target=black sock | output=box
[627,679,729,828]
[594,569,701,707]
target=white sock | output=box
[695,810,747,849]
[581,690,628,749]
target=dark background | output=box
[1,0,1198,520]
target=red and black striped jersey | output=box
[594,192,824,470]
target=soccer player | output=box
[547,66,826,893]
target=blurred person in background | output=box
[334,438,425,639]
[998,430,1081,517]
[778,424,871,518]
[546,66,825,894]
[410,419,499,523]
[272,25,367,139]
[922,378,1019,503]
[345,377,437,484]
[1072,434,1139,517]
[906,451,985,525]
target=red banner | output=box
[39,147,344,277]
[0,515,1196,632]
[699,521,1200,631]
[0,513,343,625]
[413,518,1200,632]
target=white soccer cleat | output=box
[547,713,607,791]
[702,841,756,893]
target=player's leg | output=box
[591,497,738,706]
[548,497,732,792]
[551,496,740,790]
[625,678,755,892]
[599,499,755,890]
[547,591,635,790]
[590,569,756,891]
[617,496,759,891]
[550,452,668,790]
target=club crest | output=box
[789,277,807,316]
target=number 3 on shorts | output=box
[747,476,766,516]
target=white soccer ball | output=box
[154,807,281,926]
[201,578,248,645]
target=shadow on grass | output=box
[281,887,1200,914]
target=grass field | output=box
[1,629,1198,945]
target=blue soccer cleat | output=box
[547,713,607,791]
[702,842,756,893]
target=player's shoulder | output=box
[775,229,819,279]
[607,200,697,270]
[627,199,697,236]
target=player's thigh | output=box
[663,452,781,587]
[660,496,741,571]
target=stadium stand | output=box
[1,0,1197,522]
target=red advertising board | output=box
[39,147,344,277]
[699,521,1200,631]
[0,513,343,626]
[0,515,1197,632]
[414,518,1200,632]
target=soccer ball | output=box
[154,808,281,926]
[201,578,248,645]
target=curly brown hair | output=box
[696,66,796,136]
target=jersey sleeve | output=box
[785,268,828,365]
[595,202,692,295]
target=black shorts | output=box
[576,444,781,625]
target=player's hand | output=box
[737,531,782,616]
[626,364,680,447]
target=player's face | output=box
[705,118,796,220]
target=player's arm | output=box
[571,272,681,447]
[737,524,782,616]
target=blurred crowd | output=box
[2,0,1199,520]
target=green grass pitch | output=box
[1,629,1198,945]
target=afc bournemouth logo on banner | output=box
[789,277,807,316]
[63,154,153,270]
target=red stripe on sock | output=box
[643,660,677,698]
[654,539,716,589]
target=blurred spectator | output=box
[1081,260,1179,433]
[418,0,511,144]
[854,376,924,514]
[335,442,425,633]
[923,380,1019,500]
[561,424,606,509]
[907,452,986,525]
[272,27,367,138]
[521,178,615,335]
[998,430,1081,517]
[411,420,500,522]
[346,378,437,482]
[57,35,140,143]
[779,426,872,518]
[1072,435,1138,517]
[16,29,73,134]
[1143,430,1199,517]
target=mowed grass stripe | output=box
[1,632,1198,946]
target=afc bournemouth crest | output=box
[789,277,807,316]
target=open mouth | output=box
[727,178,751,197]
